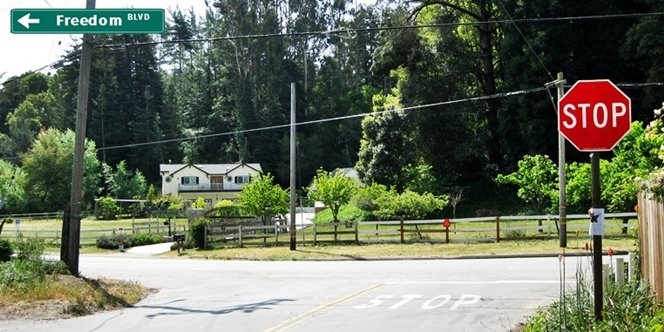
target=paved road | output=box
[0,254,609,332]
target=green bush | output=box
[0,236,67,291]
[97,196,121,220]
[14,235,45,261]
[188,218,209,249]
[130,233,163,246]
[214,200,244,217]
[524,280,661,331]
[0,239,13,262]
[352,183,390,213]
[375,190,448,220]
[96,234,132,249]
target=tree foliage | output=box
[374,190,448,220]
[495,155,558,214]
[21,129,100,212]
[309,169,357,223]
[1,1,662,217]
[102,161,148,199]
[238,173,288,225]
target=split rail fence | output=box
[203,212,637,247]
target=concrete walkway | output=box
[124,242,174,256]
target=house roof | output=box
[160,163,262,176]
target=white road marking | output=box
[384,280,563,285]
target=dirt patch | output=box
[0,275,156,321]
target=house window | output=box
[234,175,250,184]
[181,176,199,185]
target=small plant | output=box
[188,218,209,249]
[14,235,45,261]
[214,200,243,217]
[191,197,207,209]
[96,234,132,249]
[97,196,121,220]
[130,233,163,246]
[504,229,526,239]
[0,238,12,262]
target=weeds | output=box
[524,249,662,332]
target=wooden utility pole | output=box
[289,83,297,251]
[556,72,567,247]
[63,0,95,275]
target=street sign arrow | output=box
[18,13,40,29]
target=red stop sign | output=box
[558,80,631,151]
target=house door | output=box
[210,176,224,191]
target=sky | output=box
[1,0,208,80]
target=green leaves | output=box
[309,169,357,223]
[374,190,448,221]
[21,129,100,212]
[239,173,288,224]
[496,154,558,214]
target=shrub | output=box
[504,229,526,239]
[0,239,13,262]
[352,183,390,213]
[192,197,207,209]
[96,234,132,249]
[97,196,121,220]
[188,218,209,249]
[130,233,163,246]
[214,200,244,217]
[524,279,661,331]
[14,235,44,261]
[375,190,448,220]
[0,236,67,291]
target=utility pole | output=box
[556,72,567,247]
[289,83,297,251]
[546,72,567,248]
[63,0,95,275]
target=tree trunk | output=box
[477,1,501,166]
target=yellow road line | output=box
[264,284,383,332]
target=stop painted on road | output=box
[353,294,482,310]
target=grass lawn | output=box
[163,236,636,261]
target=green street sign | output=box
[10,9,165,34]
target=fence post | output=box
[628,252,637,282]
[239,225,243,247]
[314,223,318,245]
[400,217,405,244]
[203,224,208,249]
[615,257,625,286]
[275,224,279,245]
[355,221,359,243]
[496,216,501,243]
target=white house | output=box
[159,163,262,207]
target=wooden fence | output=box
[203,213,636,247]
[0,220,187,246]
[637,191,664,302]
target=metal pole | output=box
[65,0,95,275]
[591,152,603,321]
[289,83,297,250]
[557,72,567,248]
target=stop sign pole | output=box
[558,79,631,322]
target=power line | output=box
[96,86,548,152]
[496,0,554,81]
[4,10,662,88]
[0,58,69,87]
[98,11,664,49]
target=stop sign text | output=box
[561,102,628,129]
